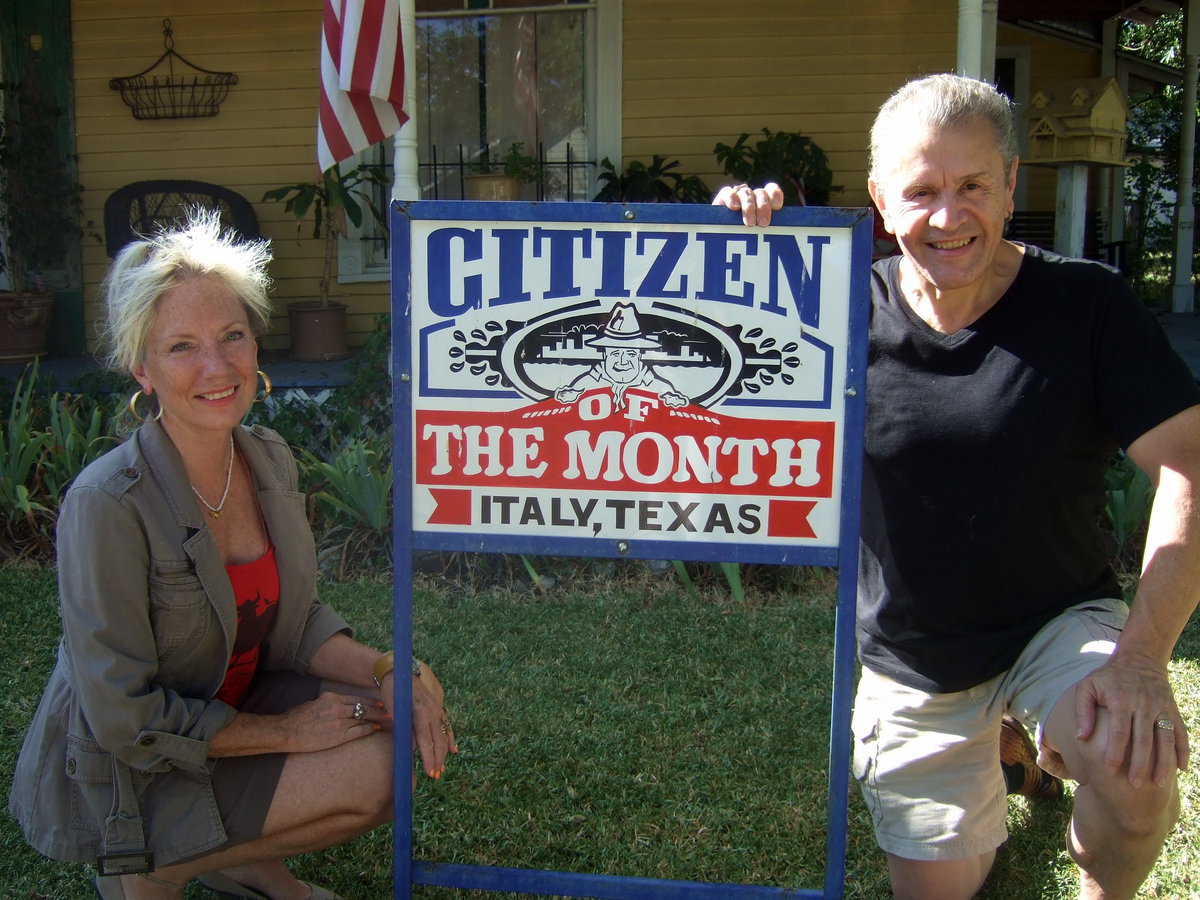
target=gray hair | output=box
[869,73,1019,183]
[100,209,273,372]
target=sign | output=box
[393,201,872,900]
[396,203,869,566]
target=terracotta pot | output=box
[464,174,521,201]
[288,300,352,362]
[0,291,54,363]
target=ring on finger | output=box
[1155,718,1176,732]
[440,718,453,735]
[352,701,367,720]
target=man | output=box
[554,302,688,409]
[717,74,1200,900]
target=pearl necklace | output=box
[192,434,235,519]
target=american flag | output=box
[317,0,407,173]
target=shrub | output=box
[0,363,118,561]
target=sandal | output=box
[197,872,269,899]
[198,871,344,900]
[93,875,127,900]
[1001,715,1063,800]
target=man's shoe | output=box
[1000,715,1063,800]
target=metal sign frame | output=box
[391,200,872,900]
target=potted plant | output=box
[714,128,841,206]
[262,163,389,361]
[0,54,85,362]
[592,156,711,203]
[464,142,542,201]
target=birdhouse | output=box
[1025,78,1130,167]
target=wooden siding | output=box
[71,0,386,353]
[621,0,959,208]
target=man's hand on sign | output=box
[712,182,784,227]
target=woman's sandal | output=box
[93,875,127,900]
[196,872,269,899]
[95,873,189,899]
[198,871,345,900]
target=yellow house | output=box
[0,0,1185,357]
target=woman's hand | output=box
[413,662,457,782]
[209,690,386,758]
[376,659,456,784]
[712,182,784,226]
[276,691,386,753]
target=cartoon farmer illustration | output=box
[554,303,689,410]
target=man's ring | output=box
[1155,718,1176,732]
[440,719,452,734]
[352,702,367,720]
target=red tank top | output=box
[215,544,280,708]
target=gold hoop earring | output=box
[128,390,163,423]
[254,370,272,403]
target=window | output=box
[340,0,620,280]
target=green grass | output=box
[2,562,1198,899]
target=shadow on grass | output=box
[981,793,1076,899]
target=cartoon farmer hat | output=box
[585,303,661,349]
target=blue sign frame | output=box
[391,200,871,900]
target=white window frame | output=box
[339,0,622,283]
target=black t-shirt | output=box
[857,246,1200,692]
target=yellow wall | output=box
[621,0,958,208]
[72,0,385,353]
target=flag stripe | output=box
[317,0,408,174]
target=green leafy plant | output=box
[714,128,841,206]
[1105,452,1155,594]
[42,392,116,499]
[262,164,390,307]
[0,54,85,293]
[471,142,542,185]
[303,439,393,579]
[593,156,711,203]
[0,368,53,560]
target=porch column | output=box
[1171,0,1199,313]
[1055,164,1088,259]
[1102,18,1125,250]
[392,0,419,202]
[981,0,997,82]
[957,0,983,78]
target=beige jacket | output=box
[7,421,349,867]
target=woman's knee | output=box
[277,732,394,820]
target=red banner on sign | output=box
[416,389,835,500]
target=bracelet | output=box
[371,651,395,687]
[371,651,423,686]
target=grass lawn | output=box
[2,560,1198,899]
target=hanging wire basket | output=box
[109,19,237,120]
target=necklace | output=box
[192,434,235,519]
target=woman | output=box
[7,212,455,900]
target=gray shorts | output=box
[203,672,321,857]
[850,598,1128,861]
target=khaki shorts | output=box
[851,598,1128,861]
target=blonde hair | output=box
[101,209,273,372]
[870,73,1019,184]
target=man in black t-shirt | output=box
[717,74,1200,900]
